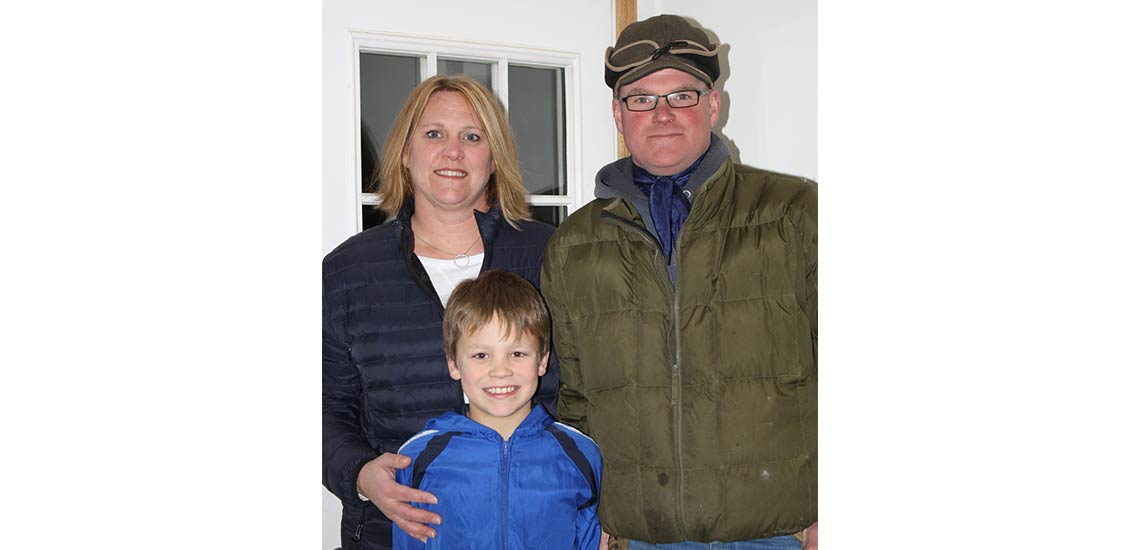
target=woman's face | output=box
[403,91,494,216]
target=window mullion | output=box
[495,58,510,108]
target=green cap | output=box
[605,14,721,96]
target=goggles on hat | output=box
[605,39,721,73]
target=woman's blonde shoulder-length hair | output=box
[371,75,531,228]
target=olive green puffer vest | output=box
[542,159,817,543]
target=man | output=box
[540,14,818,549]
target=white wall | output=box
[641,0,818,180]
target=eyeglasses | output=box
[619,89,712,112]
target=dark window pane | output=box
[508,65,566,196]
[362,205,389,231]
[529,205,567,227]
[438,59,493,90]
[360,53,420,194]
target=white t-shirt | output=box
[417,253,484,307]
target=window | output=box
[353,32,580,231]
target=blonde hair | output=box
[371,75,530,228]
[443,270,550,361]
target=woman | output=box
[323,75,558,550]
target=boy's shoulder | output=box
[396,412,477,457]
[546,421,598,447]
[544,421,603,466]
[396,428,445,457]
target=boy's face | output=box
[448,314,548,439]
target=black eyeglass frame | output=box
[618,89,712,112]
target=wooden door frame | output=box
[615,0,635,158]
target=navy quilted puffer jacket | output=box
[323,200,558,550]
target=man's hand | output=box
[802,521,818,550]
[599,530,610,550]
[357,452,441,543]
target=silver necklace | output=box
[416,233,481,267]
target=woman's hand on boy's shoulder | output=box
[357,452,442,543]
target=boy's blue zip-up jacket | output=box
[393,405,602,550]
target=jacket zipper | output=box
[671,230,686,537]
[601,209,687,536]
[500,437,511,550]
[600,211,671,288]
[346,505,367,549]
[400,216,489,410]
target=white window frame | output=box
[348,29,583,232]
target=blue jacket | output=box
[323,200,559,549]
[393,406,602,550]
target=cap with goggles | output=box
[604,14,721,96]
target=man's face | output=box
[612,68,720,176]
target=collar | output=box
[425,404,555,441]
[396,198,503,249]
[632,148,707,183]
[595,133,730,202]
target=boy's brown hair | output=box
[443,270,550,361]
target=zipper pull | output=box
[351,506,366,543]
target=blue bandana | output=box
[632,153,707,265]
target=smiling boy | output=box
[391,270,602,550]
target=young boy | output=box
[392,270,603,550]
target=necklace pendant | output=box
[453,253,470,268]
